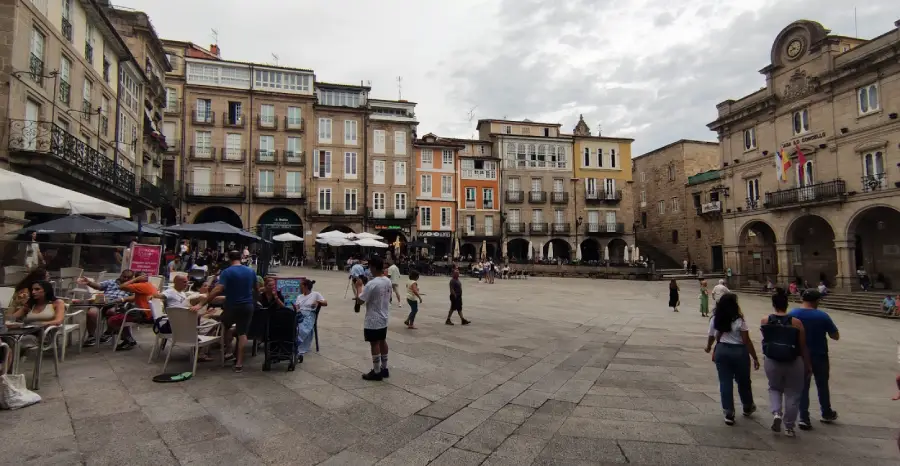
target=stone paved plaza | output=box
[3,270,899,465]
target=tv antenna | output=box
[597,123,603,136]
[210,29,218,45]
[397,76,402,100]
[467,106,477,138]
[271,53,279,66]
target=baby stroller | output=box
[261,306,298,371]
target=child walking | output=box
[359,257,392,381]
[404,270,423,329]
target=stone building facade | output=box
[632,140,720,269]
[708,19,900,290]
[452,138,500,259]
[686,170,726,272]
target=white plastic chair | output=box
[161,307,224,374]
[59,268,83,279]
[112,307,145,351]
[148,276,164,292]
[147,299,169,362]
[58,305,85,361]
[168,271,188,283]
[0,287,14,311]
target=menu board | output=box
[275,277,304,304]
[130,244,162,276]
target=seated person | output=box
[882,295,897,316]
[6,281,66,352]
[502,264,510,278]
[156,274,218,361]
[788,281,798,295]
[78,270,136,346]
[109,272,157,351]
[259,277,286,309]
[817,281,829,296]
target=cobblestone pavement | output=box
[3,270,899,465]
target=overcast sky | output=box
[119,0,897,155]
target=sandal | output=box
[224,353,236,361]
[232,365,243,373]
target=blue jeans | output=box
[800,354,833,421]
[405,300,419,324]
[713,343,754,416]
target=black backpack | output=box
[760,315,800,362]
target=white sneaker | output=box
[771,413,782,432]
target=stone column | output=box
[833,239,856,292]
[775,243,793,286]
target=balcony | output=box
[550,192,569,204]
[139,177,173,207]
[252,186,304,204]
[164,99,181,115]
[459,225,499,237]
[257,114,278,130]
[465,200,476,209]
[505,190,524,203]
[283,151,305,166]
[165,139,180,155]
[308,202,364,219]
[764,180,847,210]
[862,173,890,192]
[220,148,246,163]
[697,201,722,217]
[61,17,72,42]
[192,110,215,126]
[59,81,70,105]
[461,168,497,180]
[189,146,215,161]
[368,208,411,221]
[550,223,571,235]
[586,223,625,236]
[222,112,245,128]
[255,149,277,164]
[84,42,93,65]
[29,54,43,86]
[586,189,622,204]
[7,120,141,205]
[284,116,304,132]
[100,115,108,137]
[530,222,548,234]
[746,198,760,211]
[528,191,547,203]
[184,184,246,203]
[81,100,92,121]
[505,222,527,236]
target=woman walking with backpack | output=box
[704,293,759,425]
[760,288,811,437]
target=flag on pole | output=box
[780,147,792,182]
[775,149,783,182]
[795,145,807,184]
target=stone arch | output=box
[783,213,836,245]
[786,214,837,287]
[607,238,627,264]
[579,238,602,262]
[506,238,530,261]
[738,219,778,284]
[543,239,571,260]
[846,205,900,289]
[460,243,477,259]
[193,206,242,228]
[737,218,779,244]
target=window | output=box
[693,193,701,208]
[165,87,177,109]
[260,104,275,126]
[858,83,879,115]
[604,178,616,195]
[553,179,564,193]
[258,170,274,194]
[373,192,385,213]
[485,216,494,236]
[102,57,110,83]
[344,120,358,145]
[82,78,92,104]
[531,178,542,192]
[657,200,665,215]
[420,207,431,229]
[792,108,810,135]
[314,150,332,178]
[420,174,432,196]
[442,150,454,169]
[373,160,385,184]
[394,161,406,185]
[344,189,358,214]
[440,207,452,229]
[394,131,406,155]
[508,209,520,229]
[344,151,358,179]
[863,151,885,187]
[672,197,680,213]
[421,149,433,166]
[640,172,646,183]
[120,70,140,113]
[505,125,511,134]
[532,209,543,223]
[640,190,646,203]
[798,160,814,187]
[672,230,679,244]
[257,135,274,160]
[196,98,211,121]
[667,165,675,181]
[318,118,332,143]
[611,149,617,168]
[226,133,242,159]
[195,130,211,157]
[58,56,71,104]
[100,96,109,134]
[318,188,332,213]
[256,70,311,92]
[583,148,590,167]
[441,175,453,198]
[746,178,760,203]
[586,178,598,196]
[85,23,95,64]
[743,127,757,151]
[465,187,476,202]
[286,137,301,157]
[696,230,702,239]
[287,106,302,127]
[598,148,603,168]
[641,212,647,228]
[483,189,494,209]
[286,172,302,196]
[374,130,385,154]
[395,193,407,214]
[522,127,530,135]
[317,89,363,107]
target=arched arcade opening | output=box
[194,206,243,228]
[787,215,836,287]
[849,206,900,289]
[543,239,571,261]
[580,238,601,263]
[607,238,627,264]
[739,220,778,284]
[506,238,530,262]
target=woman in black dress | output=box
[669,279,680,312]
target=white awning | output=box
[0,168,130,217]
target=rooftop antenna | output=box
[467,106,477,138]
[597,123,602,136]
[210,28,218,45]
[397,76,402,100]
[271,53,279,66]
[854,7,858,38]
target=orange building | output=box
[450,138,501,259]
[413,133,464,258]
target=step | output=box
[732,289,899,319]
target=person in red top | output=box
[109,272,157,350]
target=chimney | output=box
[209,44,220,58]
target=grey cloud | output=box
[654,12,675,27]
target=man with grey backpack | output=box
[760,288,811,437]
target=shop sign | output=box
[418,231,452,238]
[375,225,403,230]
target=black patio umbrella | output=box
[162,221,263,241]
[14,215,132,234]
[101,218,170,236]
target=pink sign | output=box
[130,244,162,275]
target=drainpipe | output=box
[247,65,255,229]
[362,96,369,232]
[178,67,187,223]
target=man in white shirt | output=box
[712,279,731,305]
[158,275,191,308]
[359,257,392,381]
[387,260,402,307]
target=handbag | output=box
[0,343,41,410]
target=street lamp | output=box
[12,68,60,124]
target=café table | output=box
[0,325,46,389]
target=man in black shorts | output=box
[359,257,392,381]
[447,269,470,325]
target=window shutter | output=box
[325,151,332,177]
[313,151,320,177]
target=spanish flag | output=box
[795,145,807,183]
[780,147,792,182]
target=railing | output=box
[164,99,181,115]
[550,192,569,204]
[862,173,889,192]
[220,148,246,163]
[59,81,70,105]
[505,190,524,203]
[192,109,214,125]
[764,179,847,209]
[368,208,410,220]
[551,223,571,234]
[61,17,72,42]
[165,139,180,154]
[746,198,760,210]
[7,120,135,194]
[459,225,498,237]
[30,54,43,85]
[586,189,622,203]
[505,222,526,235]
[253,186,304,201]
[139,177,170,205]
[255,149,277,164]
[505,160,568,170]
[257,114,278,130]
[81,100,92,121]
[530,222,548,234]
[184,184,245,200]
[586,223,625,235]
[84,42,93,64]
[465,200,476,209]
[460,168,497,180]
[528,191,547,203]
[484,201,494,209]
[284,116,304,132]
[223,112,244,128]
[283,151,304,165]
[189,146,215,160]
[308,202,363,216]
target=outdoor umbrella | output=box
[354,238,389,248]
[576,243,582,261]
[481,240,487,260]
[163,221,262,241]
[527,241,533,260]
[273,232,303,242]
[350,232,383,240]
[624,245,630,263]
[316,237,353,247]
[0,168,130,218]
[453,236,460,258]
[502,241,508,258]
[14,215,132,234]
[317,230,350,239]
[536,242,543,261]
[604,245,610,261]
[101,218,169,236]
[547,242,554,260]
[633,246,640,261]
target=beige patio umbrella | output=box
[624,245,630,263]
[481,240,487,259]
[527,240,533,260]
[454,236,460,258]
[604,245,610,261]
[502,241,508,258]
[575,242,582,261]
[536,242,543,260]
[547,241,554,260]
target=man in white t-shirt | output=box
[158,275,191,308]
[387,260,402,307]
[359,256,392,381]
[712,279,731,305]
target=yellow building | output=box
[571,115,635,262]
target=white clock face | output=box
[787,39,803,58]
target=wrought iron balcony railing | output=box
[586,189,622,203]
[505,190,524,203]
[368,208,410,220]
[308,202,364,217]
[223,112,244,128]
[139,177,171,206]
[189,146,215,160]
[551,223,571,234]
[84,42,93,64]
[255,149,277,164]
[550,192,569,204]
[7,120,135,194]
[284,116,304,132]
[257,114,278,130]
[29,54,44,85]
[59,81,70,105]
[192,109,215,125]
[862,173,889,192]
[253,186,304,202]
[530,222,548,234]
[61,17,72,42]
[505,222,527,235]
[528,191,547,203]
[764,179,847,209]
[746,197,760,210]
[283,151,305,166]
[220,148,246,163]
[184,183,246,201]
[586,222,625,235]
[164,99,181,115]
[459,225,499,237]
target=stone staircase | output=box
[660,268,724,280]
[733,287,899,319]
